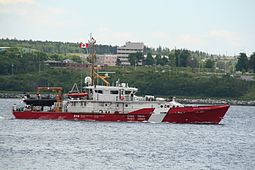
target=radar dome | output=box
[85,76,92,85]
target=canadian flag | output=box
[79,43,89,48]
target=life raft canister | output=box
[120,96,124,101]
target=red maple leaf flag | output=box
[79,43,89,48]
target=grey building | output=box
[96,54,118,66]
[117,42,144,66]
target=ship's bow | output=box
[163,104,230,124]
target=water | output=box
[0,99,254,170]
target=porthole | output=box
[125,104,128,107]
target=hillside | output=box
[0,38,117,54]
[0,39,254,99]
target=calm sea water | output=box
[0,98,254,170]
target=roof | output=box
[85,85,138,91]
[117,42,144,50]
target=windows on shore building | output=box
[117,42,144,66]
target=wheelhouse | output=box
[84,84,138,102]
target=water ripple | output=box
[0,99,255,170]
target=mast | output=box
[88,35,110,86]
[88,34,96,85]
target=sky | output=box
[0,0,254,55]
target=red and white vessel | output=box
[12,37,230,124]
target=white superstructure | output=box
[64,81,183,114]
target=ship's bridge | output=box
[84,83,138,101]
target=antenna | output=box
[86,35,112,86]
[88,33,96,85]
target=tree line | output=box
[236,53,255,73]
[126,51,255,74]
[126,50,215,69]
[105,67,253,98]
[0,48,85,75]
[0,38,117,54]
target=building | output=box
[44,60,90,70]
[117,42,144,66]
[0,47,10,52]
[96,54,118,66]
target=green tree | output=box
[144,52,154,65]
[175,49,190,67]
[162,56,168,65]
[236,53,248,72]
[187,57,198,69]
[248,52,255,72]
[155,54,163,65]
[116,58,121,66]
[69,55,82,63]
[0,48,48,75]
[168,53,176,67]
[156,46,162,53]
[205,59,214,68]
[128,52,143,66]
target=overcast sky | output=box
[0,0,254,55]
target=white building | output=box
[117,42,144,66]
[0,47,10,52]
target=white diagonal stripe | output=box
[148,108,168,123]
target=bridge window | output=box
[110,90,118,94]
[125,91,132,95]
[95,90,103,94]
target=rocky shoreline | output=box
[177,98,255,106]
[0,93,24,99]
[0,93,254,106]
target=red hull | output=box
[164,105,229,124]
[13,105,229,124]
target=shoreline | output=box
[0,93,254,106]
[176,98,255,106]
[0,93,23,99]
